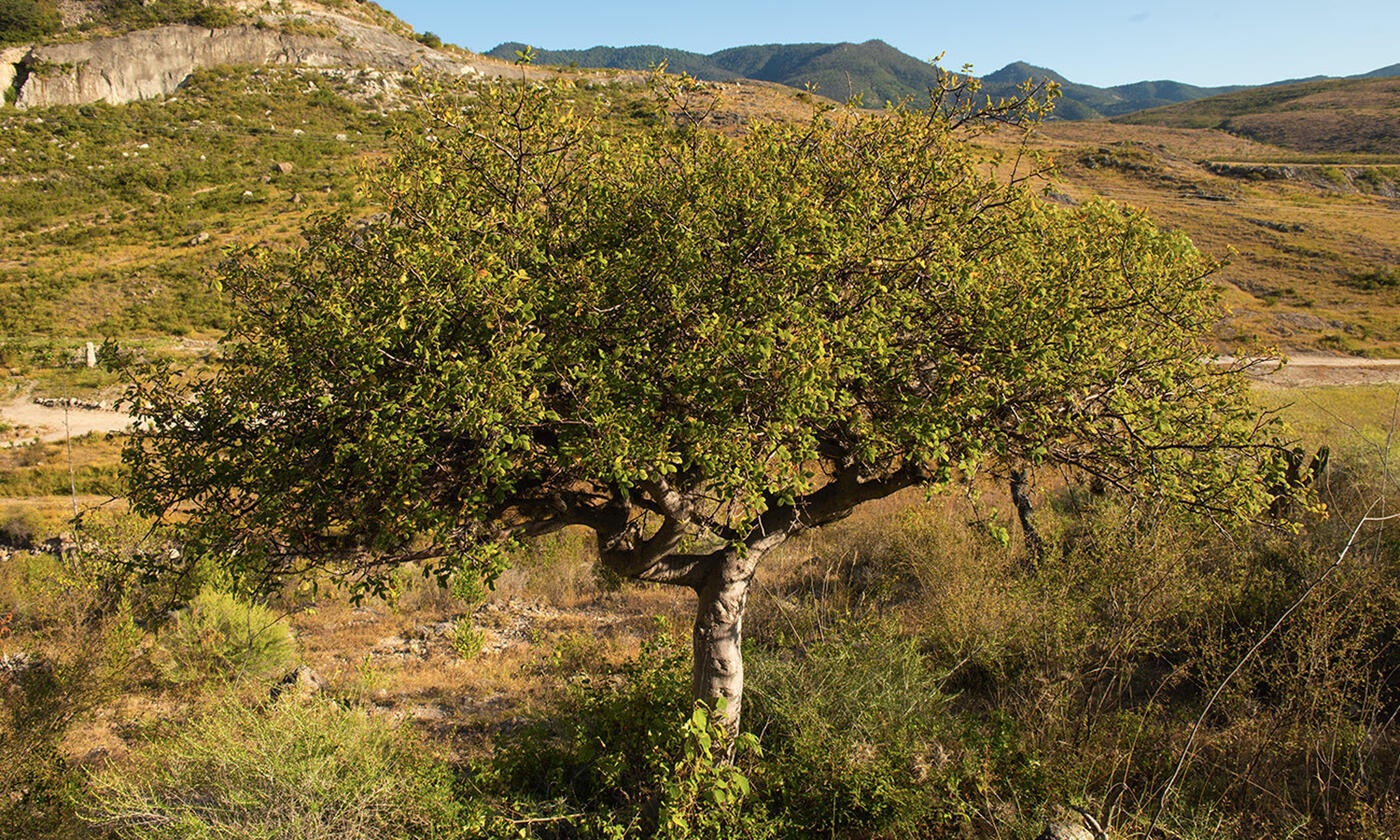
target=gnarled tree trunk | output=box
[692,554,753,731]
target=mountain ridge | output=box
[486,39,1398,120]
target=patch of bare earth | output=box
[1242,353,1400,387]
[0,397,130,446]
[285,578,692,757]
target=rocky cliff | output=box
[3,10,478,109]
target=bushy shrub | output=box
[746,620,1043,837]
[156,585,297,684]
[83,696,463,839]
[0,506,41,549]
[0,0,60,45]
[484,628,691,824]
[1,547,142,839]
[475,624,774,838]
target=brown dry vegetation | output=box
[1119,76,1400,154]
[990,120,1400,356]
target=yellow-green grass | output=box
[997,120,1400,356]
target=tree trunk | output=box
[691,555,752,735]
[1010,468,1043,564]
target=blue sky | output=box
[379,0,1396,88]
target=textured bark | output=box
[572,465,928,734]
[692,555,752,734]
[1010,468,1043,562]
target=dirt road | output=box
[1,397,131,447]
[1237,354,1400,388]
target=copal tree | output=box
[125,74,1284,731]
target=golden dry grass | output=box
[983,119,1400,356]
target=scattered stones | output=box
[475,598,564,655]
[32,396,110,411]
[0,652,50,686]
[186,231,211,246]
[409,703,447,722]
[42,534,78,556]
[271,664,324,700]
[371,634,428,659]
[273,161,293,174]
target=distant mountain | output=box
[980,61,1246,119]
[489,40,941,106]
[486,40,1350,120]
[708,40,943,105]
[1355,63,1400,79]
[489,43,736,80]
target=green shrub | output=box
[155,585,297,684]
[745,620,1042,837]
[416,30,442,49]
[0,506,41,548]
[487,627,692,818]
[83,696,463,839]
[188,4,237,28]
[1,548,142,839]
[1347,265,1400,290]
[475,623,774,838]
[0,0,59,45]
[449,615,483,659]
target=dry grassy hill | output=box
[1116,75,1400,154]
[1014,119,1400,355]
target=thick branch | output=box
[749,462,927,555]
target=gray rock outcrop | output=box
[1,45,29,100]
[7,14,478,109]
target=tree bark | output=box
[691,552,752,735]
[1010,468,1043,563]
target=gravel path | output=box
[0,397,131,446]
[1237,354,1400,388]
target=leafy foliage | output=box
[0,539,144,839]
[124,75,1285,596]
[472,627,772,839]
[155,585,298,685]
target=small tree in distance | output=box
[123,71,1288,732]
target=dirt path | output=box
[0,397,132,446]
[1236,353,1400,388]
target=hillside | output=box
[488,39,940,106]
[1115,75,1400,154]
[4,8,1400,840]
[1,40,1397,382]
[488,40,1338,118]
[1002,119,1400,356]
[0,0,498,109]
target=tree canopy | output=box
[124,73,1287,728]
